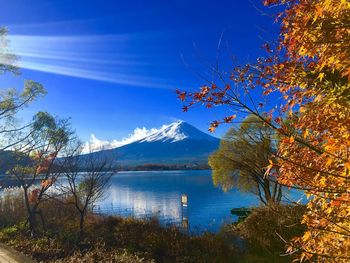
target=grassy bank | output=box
[0,215,240,263]
[0,190,305,262]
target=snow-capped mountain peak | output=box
[139,121,187,143]
[138,121,216,143]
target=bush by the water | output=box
[231,204,306,262]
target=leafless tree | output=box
[58,143,116,237]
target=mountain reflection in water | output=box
[95,170,259,232]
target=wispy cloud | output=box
[3,34,178,89]
[18,60,175,89]
[82,126,160,153]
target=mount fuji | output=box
[82,121,220,168]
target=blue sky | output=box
[0,0,278,143]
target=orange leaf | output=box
[289,136,295,144]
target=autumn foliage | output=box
[178,0,350,261]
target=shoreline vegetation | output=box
[0,189,305,263]
[119,164,211,171]
[0,167,210,189]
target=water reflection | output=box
[104,185,181,221]
[96,170,259,232]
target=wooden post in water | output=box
[181,194,188,231]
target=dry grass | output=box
[0,189,26,227]
[0,216,240,263]
[0,191,240,262]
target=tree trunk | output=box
[276,185,282,203]
[38,209,47,232]
[23,189,37,236]
[257,182,268,205]
[27,210,37,236]
[79,211,85,238]
[262,178,273,205]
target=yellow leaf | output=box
[317,72,325,81]
[302,231,311,242]
[326,158,333,166]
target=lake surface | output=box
[95,170,259,232]
[1,169,304,233]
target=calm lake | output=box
[95,170,259,233]
[1,169,303,233]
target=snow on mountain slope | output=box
[139,121,217,143]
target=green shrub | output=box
[1,225,19,236]
[232,204,306,262]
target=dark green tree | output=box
[209,115,282,205]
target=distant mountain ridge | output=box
[82,121,220,167]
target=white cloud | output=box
[82,126,159,153]
[4,34,178,89]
